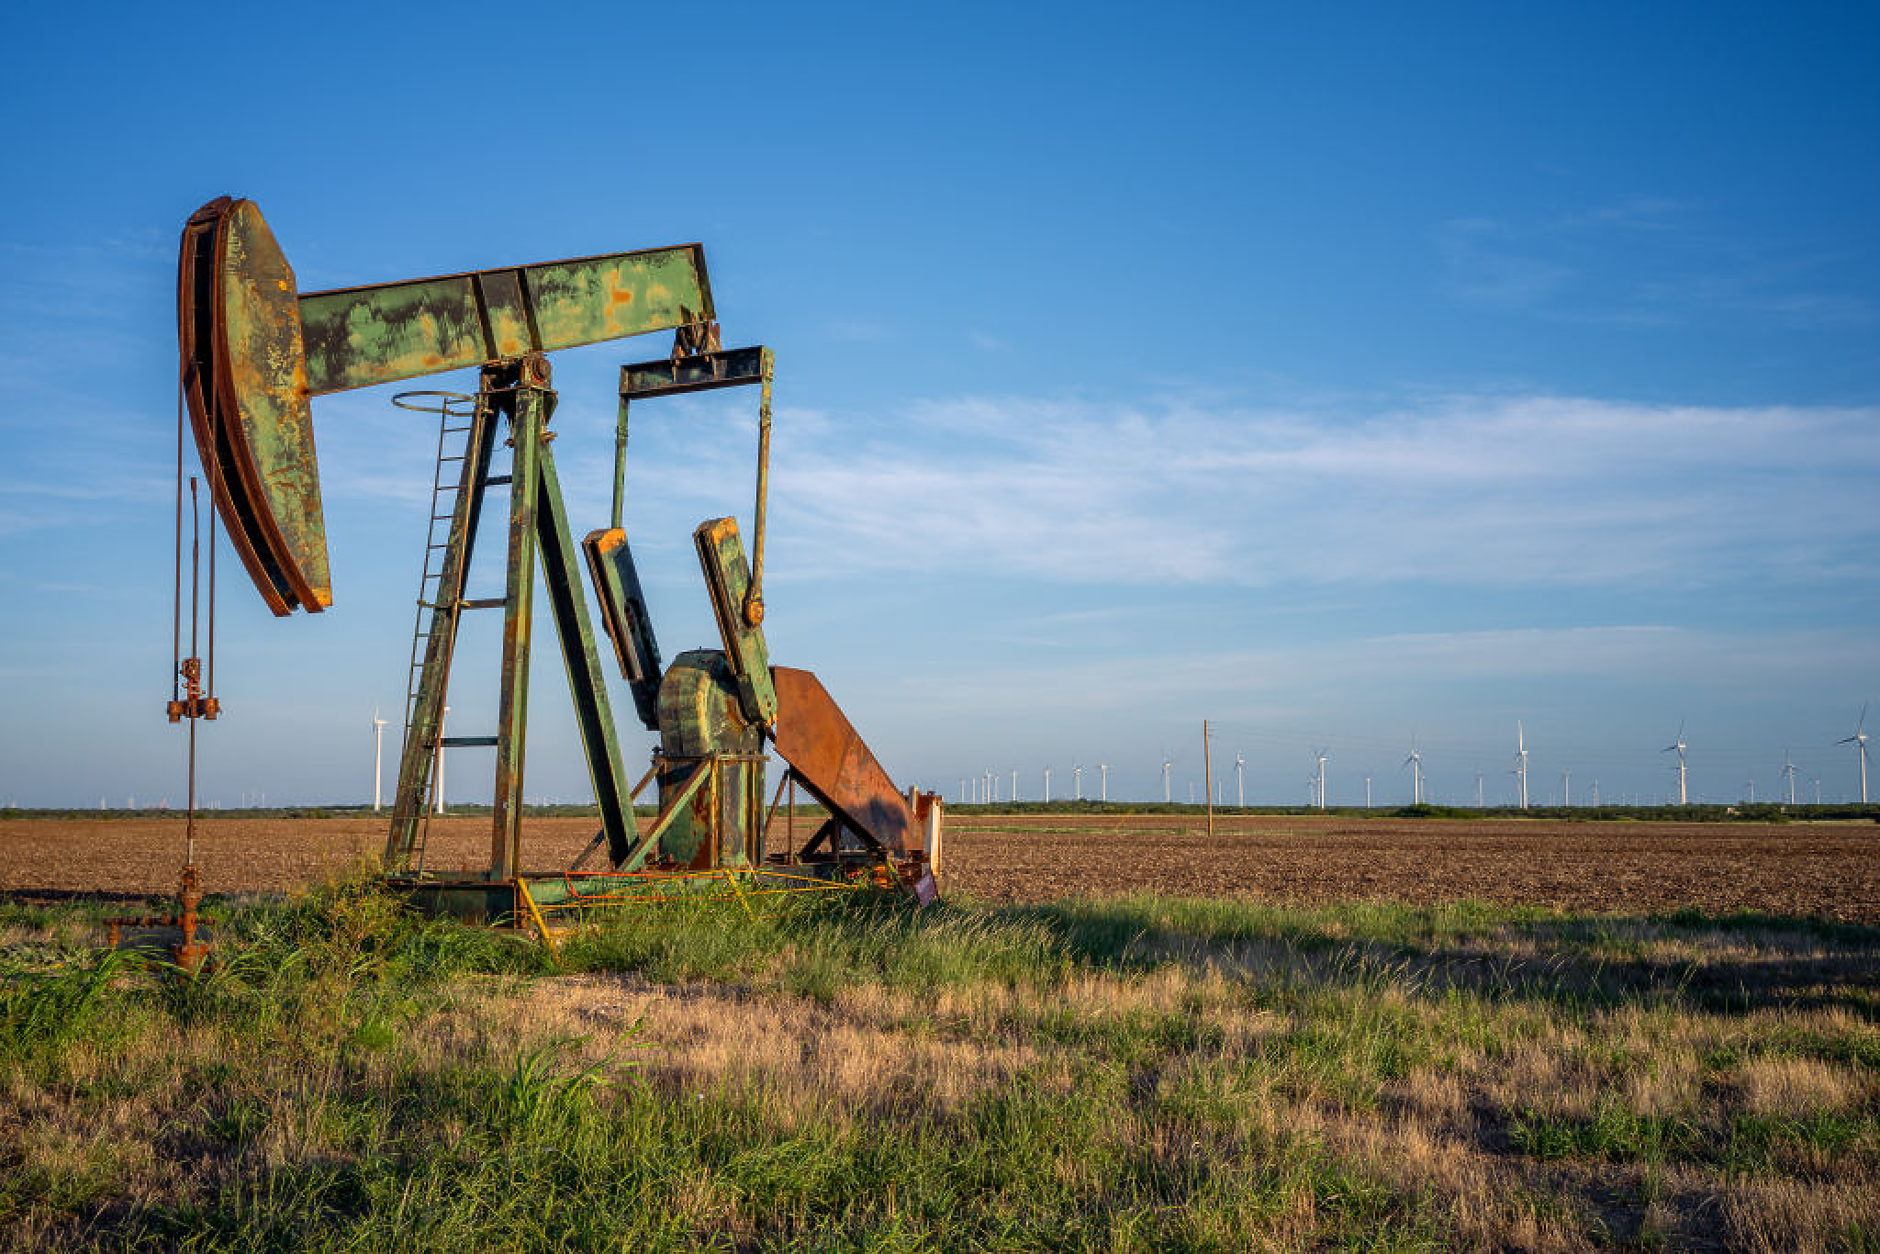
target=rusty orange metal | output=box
[770,666,916,857]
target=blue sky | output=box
[2,2,1875,808]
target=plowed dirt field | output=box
[3,813,1875,920]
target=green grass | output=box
[2,880,1877,1250]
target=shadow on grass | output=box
[983,896,1880,1021]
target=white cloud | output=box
[732,390,1880,591]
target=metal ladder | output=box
[391,390,485,871]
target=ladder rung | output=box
[431,513,455,521]
[440,736,498,748]
[439,455,466,463]
[484,474,512,486]
[458,597,507,611]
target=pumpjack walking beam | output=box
[386,353,635,878]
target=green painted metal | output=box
[655,651,765,868]
[299,245,715,395]
[491,361,548,881]
[177,197,331,614]
[534,437,635,868]
[611,395,630,530]
[582,527,663,731]
[398,880,518,925]
[620,346,766,399]
[751,348,773,621]
[695,518,777,728]
[613,759,712,872]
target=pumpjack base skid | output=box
[392,855,934,932]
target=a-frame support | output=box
[385,354,634,878]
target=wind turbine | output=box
[1782,751,1797,806]
[1073,763,1083,801]
[1838,703,1870,804]
[1512,722,1529,810]
[371,706,388,813]
[1011,769,1019,803]
[436,704,450,815]
[1099,762,1109,803]
[1312,749,1328,809]
[1662,718,1688,806]
[1561,769,1571,807]
[1043,765,1051,804]
[1234,753,1244,807]
[1402,741,1424,806]
[1161,756,1171,804]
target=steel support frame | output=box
[387,354,633,882]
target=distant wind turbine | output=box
[1099,763,1109,803]
[371,707,388,813]
[1782,751,1797,806]
[1043,766,1051,804]
[1512,722,1529,810]
[1312,749,1328,809]
[1662,718,1688,806]
[436,704,450,815]
[1838,703,1870,804]
[1403,741,1424,806]
[1234,753,1244,807]
[1162,756,1171,804]
[1073,763,1083,801]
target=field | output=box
[3,811,1877,921]
[3,812,1878,1250]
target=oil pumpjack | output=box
[175,197,939,929]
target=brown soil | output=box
[1,813,1875,921]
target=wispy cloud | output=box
[1436,198,1872,328]
[1437,218,1576,307]
[684,390,1880,591]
